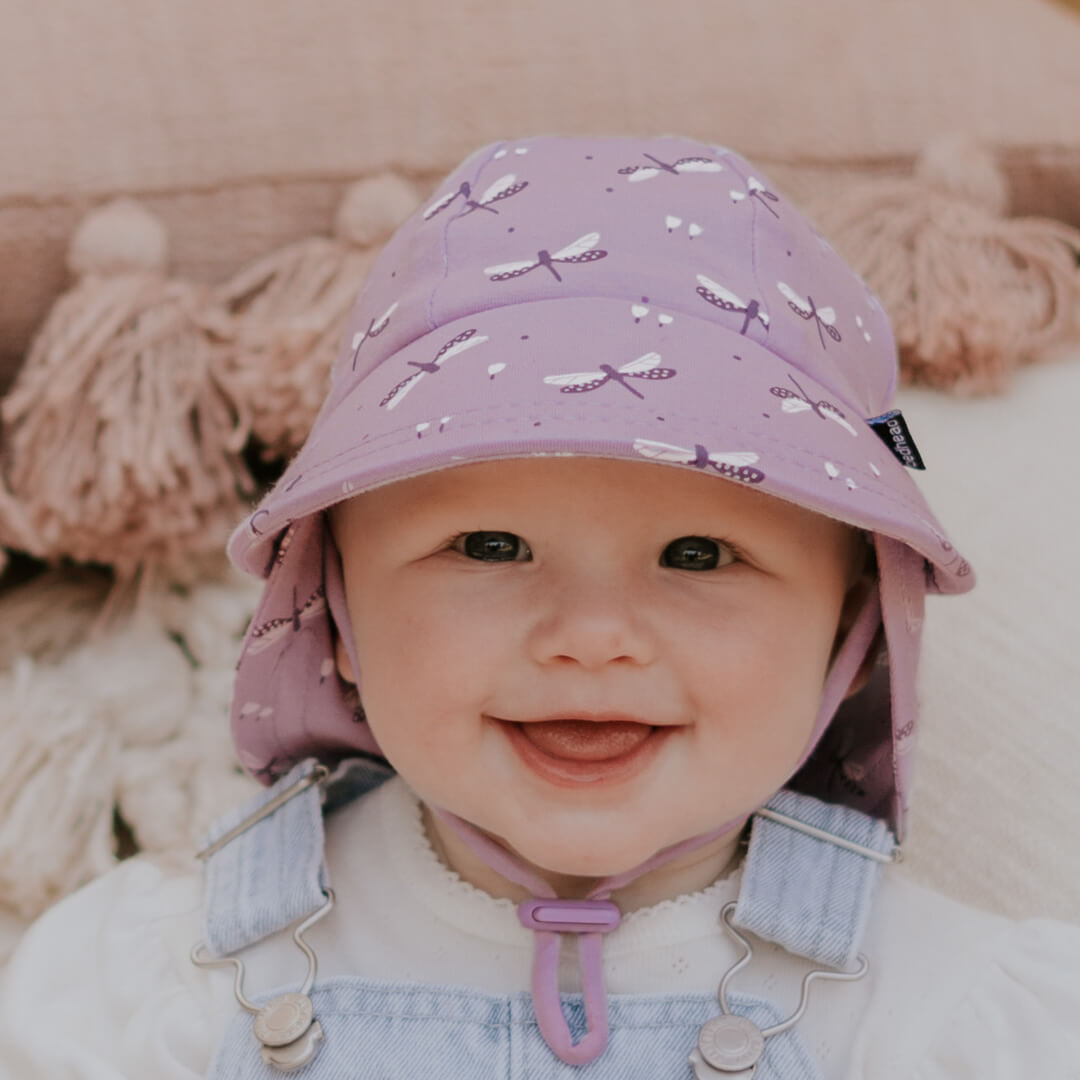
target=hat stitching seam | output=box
[301,399,869,473]
[246,463,956,592]
[292,408,934,524]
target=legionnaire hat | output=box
[226,133,973,843]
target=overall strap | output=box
[198,756,392,957]
[735,788,899,970]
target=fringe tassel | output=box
[0,567,111,669]
[808,135,1080,393]
[0,199,256,586]
[216,173,419,459]
[0,567,260,924]
[0,480,37,580]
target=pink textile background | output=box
[2,0,1079,386]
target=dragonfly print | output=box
[632,438,765,484]
[351,301,399,371]
[246,584,328,656]
[769,375,859,437]
[543,352,676,400]
[248,513,296,543]
[379,329,489,411]
[485,231,608,282]
[695,274,770,336]
[422,173,529,220]
[730,176,781,218]
[250,756,300,784]
[617,154,724,182]
[271,521,301,566]
[776,282,842,349]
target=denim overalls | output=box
[193,758,895,1079]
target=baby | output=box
[2,134,1078,1078]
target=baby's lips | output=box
[504,708,663,727]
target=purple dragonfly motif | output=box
[777,282,842,348]
[769,374,858,437]
[544,352,676,400]
[777,280,842,347]
[271,521,299,564]
[249,513,295,550]
[379,328,489,411]
[632,438,765,483]
[351,301,399,371]
[618,154,724,182]
[422,173,529,220]
[247,584,328,656]
[485,231,608,282]
[695,274,770,335]
[730,177,780,218]
[250,757,299,784]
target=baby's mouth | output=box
[514,719,654,762]
[492,710,682,786]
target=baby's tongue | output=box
[519,719,653,761]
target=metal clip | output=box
[191,889,335,1072]
[689,902,869,1078]
[753,806,901,864]
[195,764,329,862]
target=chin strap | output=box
[431,804,746,1065]
[429,587,884,1066]
[798,585,883,772]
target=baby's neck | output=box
[420,804,747,913]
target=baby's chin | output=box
[497,821,746,910]
[455,787,715,875]
[496,816,694,881]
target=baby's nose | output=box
[525,578,658,669]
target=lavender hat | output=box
[226,133,972,842]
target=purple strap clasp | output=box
[517,898,621,934]
[516,897,622,1066]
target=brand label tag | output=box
[867,410,926,470]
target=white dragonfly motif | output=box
[695,274,770,335]
[351,301,399,371]
[777,282,842,348]
[729,176,780,218]
[618,154,724,182]
[422,173,529,220]
[632,438,765,484]
[543,352,676,400]
[380,329,489,411]
[485,231,608,282]
[769,375,858,437]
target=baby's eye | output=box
[661,536,735,571]
[453,531,532,562]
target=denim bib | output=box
[193,759,895,1078]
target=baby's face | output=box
[330,457,863,879]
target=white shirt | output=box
[1,775,1078,1077]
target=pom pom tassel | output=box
[215,173,419,459]
[809,135,1080,393]
[0,199,256,591]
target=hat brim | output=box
[228,297,972,595]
